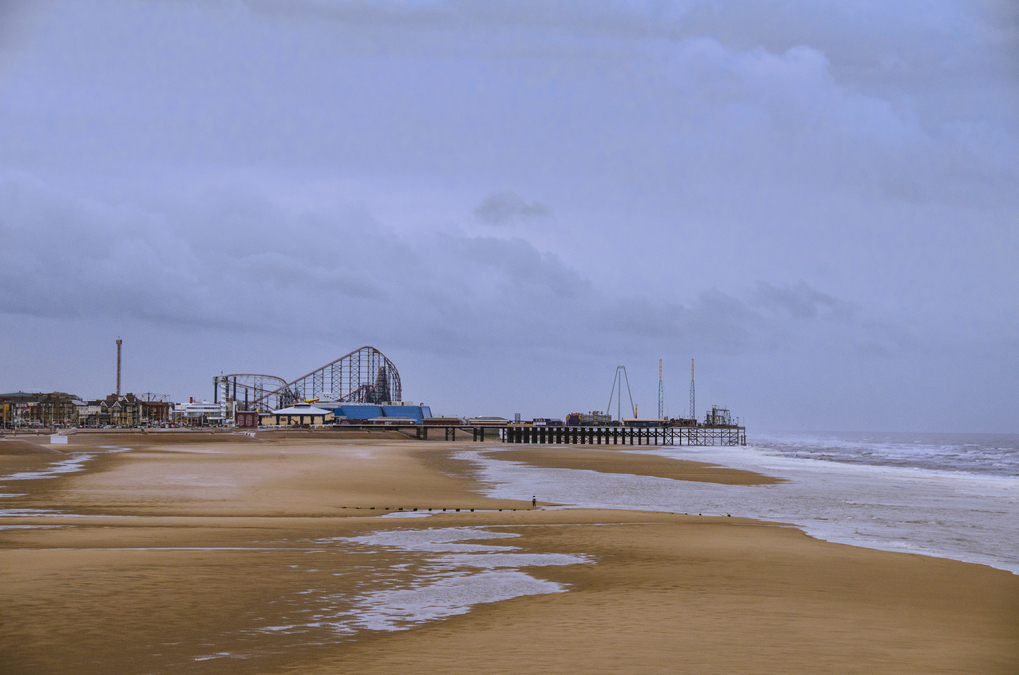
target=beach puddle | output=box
[0,454,96,481]
[351,569,563,630]
[0,508,71,517]
[0,446,129,485]
[334,528,588,631]
[255,527,590,640]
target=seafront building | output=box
[172,400,227,426]
[0,392,84,427]
[0,390,430,429]
[259,402,335,427]
[2,391,177,428]
[80,394,172,427]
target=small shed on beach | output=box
[260,403,335,427]
[235,411,259,429]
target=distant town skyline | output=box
[1,1,1016,432]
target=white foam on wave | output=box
[754,431,1019,478]
[460,445,1019,575]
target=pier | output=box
[497,425,746,446]
[258,422,747,446]
[407,423,745,446]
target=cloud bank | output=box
[0,0,1015,431]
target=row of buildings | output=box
[0,392,227,428]
[0,391,438,429]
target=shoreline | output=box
[1,435,1017,673]
[617,441,1019,575]
[4,433,1017,572]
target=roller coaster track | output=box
[215,346,401,412]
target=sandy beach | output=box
[1,431,1016,674]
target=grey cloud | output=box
[5,2,1013,211]
[0,175,879,361]
[751,281,856,321]
[0,172,1001,429]
[235,0,1017,96]
[239,0,690,39]
[474,192,551,226]
[0,178,410,329]
[451,236,585,299]
[652,37,1019,207]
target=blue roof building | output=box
[330,403,433,424]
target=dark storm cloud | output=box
[474,192,552,226]
[751,281,856,321]
[0,178,409,329]
[0,174,871,359]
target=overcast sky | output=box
[1,0,1016,431]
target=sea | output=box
[460,430,1019,575]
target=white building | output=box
[174,400,227,426]
[260,402,335,427]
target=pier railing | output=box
[494,425,746,447]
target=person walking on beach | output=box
[532,496,537,508]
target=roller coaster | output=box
[214,346,401,412]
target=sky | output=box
[0,0,1016,432]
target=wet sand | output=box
[482,446,784,484]
[1,431,1016,674]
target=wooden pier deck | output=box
[493,425,746,446]
[259,423,747,446]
